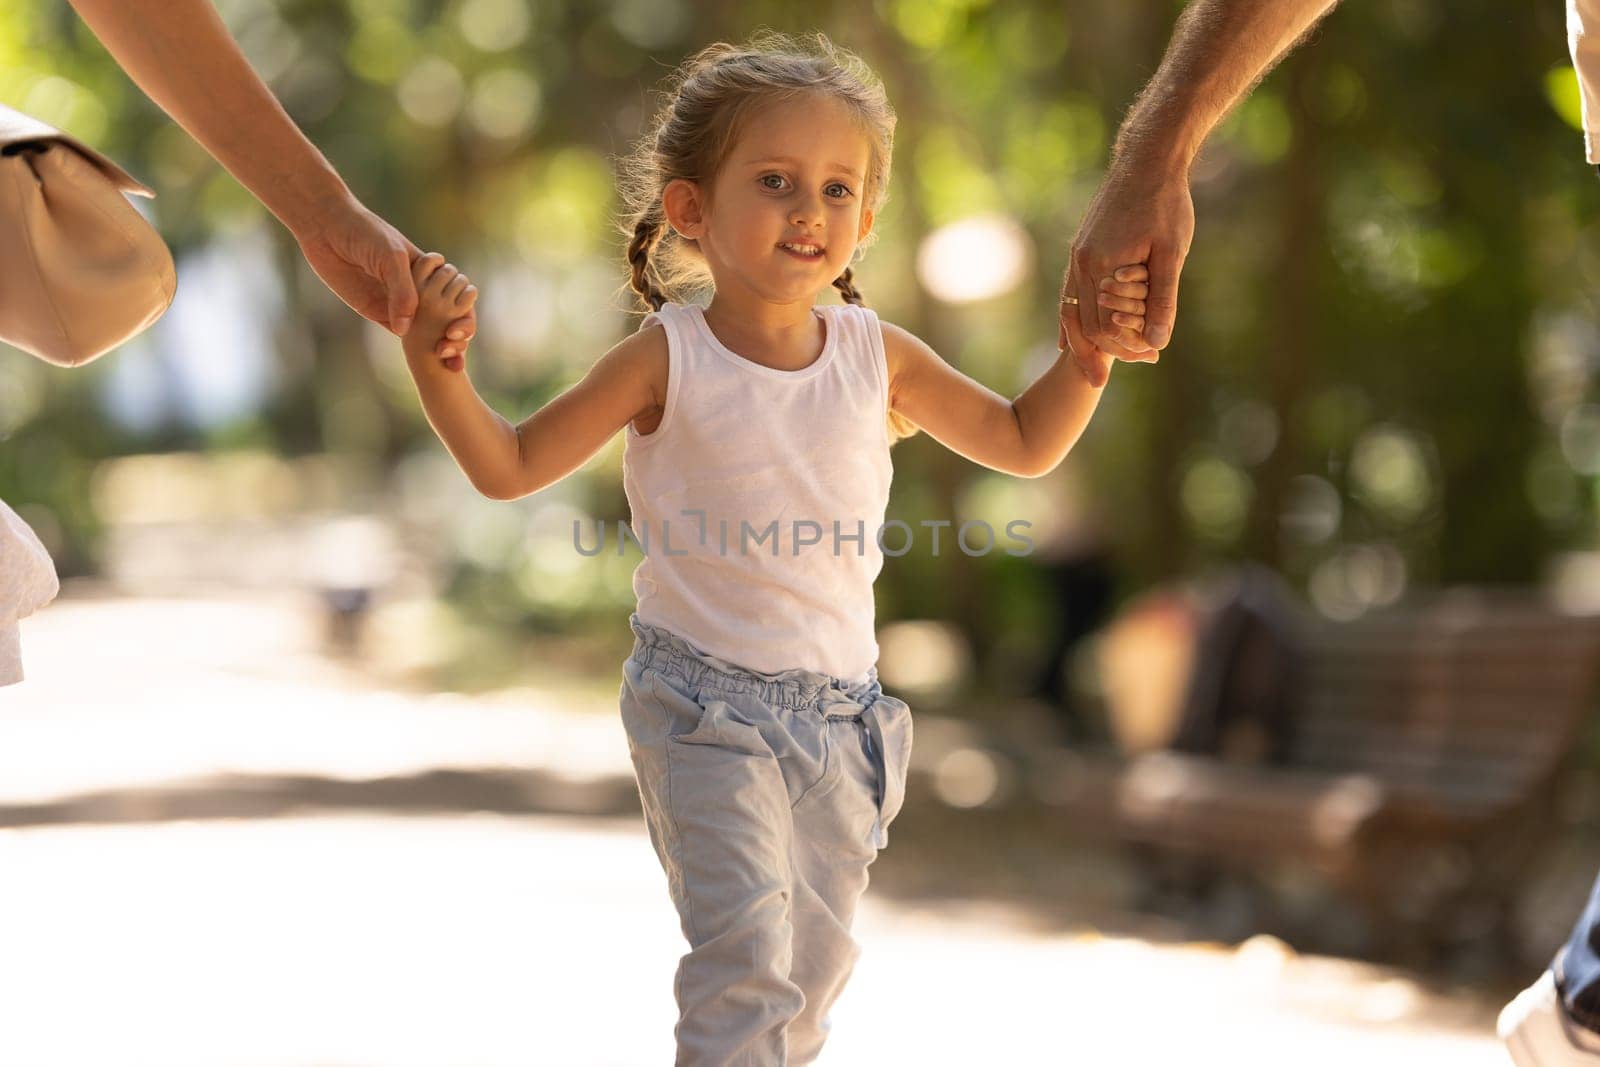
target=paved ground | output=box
[0,588,1513,1066]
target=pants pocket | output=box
[659,680,830,811]
[672,696,774,758]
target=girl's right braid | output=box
[627,215,668,311]
[832,267,865,306]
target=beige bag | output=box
[0,102,176,367]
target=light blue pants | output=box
[1555,870,1600,1032]
[619,614,913,1066]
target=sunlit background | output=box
[4,1,1600,1063]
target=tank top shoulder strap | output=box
[821,302,890,406]
[630,302,704,446]
[638,301,697,357]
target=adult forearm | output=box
[1011,354,1107,478]
[1114,0,1341,177]
[66,0,349,234]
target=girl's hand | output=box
[403,253,479,373]
[440,304,476,368]
[1097,264,1150,337]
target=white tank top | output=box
[622,301,893,683]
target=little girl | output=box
[400,33,1148,1066]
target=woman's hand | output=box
[293,193,476,360]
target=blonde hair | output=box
[619,32,918,442]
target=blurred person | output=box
[396,33,1148,1064]
[1497,7,1600,1063]
[1024,509,1115,742]
[1058,0,1342,385]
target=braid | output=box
[627,215,668,311]
[832,267,865,306]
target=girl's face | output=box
[666,94,876,308]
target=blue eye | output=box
[760,174,787,190]
[826,182,852,199]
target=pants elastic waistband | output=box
[627,613,880,715]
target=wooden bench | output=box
[1045,587,1600,958]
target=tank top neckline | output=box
[686,302,839,382]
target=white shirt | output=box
[621,301,894,683]
[1571,0,1600,162]
[0,498,60,686]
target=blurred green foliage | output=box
[0,0,1594,682]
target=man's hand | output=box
[1065,166,1195,361]
[1051,0,1339,370]
[293,193,475,361]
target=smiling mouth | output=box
[777,241,825,258]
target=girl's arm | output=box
[885,323,1103,479]
[402,259,664,501]
[886,267,1146,478]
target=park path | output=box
[0,588,1508,1066]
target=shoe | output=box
[1500,971,1600,1065]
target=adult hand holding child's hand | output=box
[1059,263,1151,386]
[291,194,477,365]
[1061,164,1195,383]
